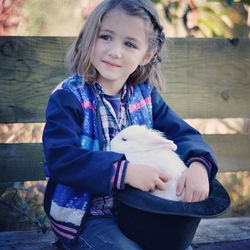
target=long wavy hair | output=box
[65,0,166,90]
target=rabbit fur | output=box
[110,125,187,201]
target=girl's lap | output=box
[60,215,193,250]
[62,216,142,250]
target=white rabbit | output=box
[110,125,187,201]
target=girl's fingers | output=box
[184,189,193,202]
[159,172,169,182]
[176,173,186,196]
[187,190,208,202]
[156,179,166,191]
[200,191,209,201]
[200,194,206,202]
[192,191,200,202]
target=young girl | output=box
[43,0,218,249]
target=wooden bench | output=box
[0,36,250,249]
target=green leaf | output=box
[151,0,162,3]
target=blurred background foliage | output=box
[0,0,250,37]
[153,0,250,37]
[0,0,250,232]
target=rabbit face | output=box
[110,125,186,201]
[110,125,177,154]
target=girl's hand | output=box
[125,163,169,192]
[176,161,209,202]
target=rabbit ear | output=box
[150,138,177,151]
[140,128,177,151]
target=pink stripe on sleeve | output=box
[50,224,75,240]
[116,161,125,189]
[50,220,77,234]
[111,162,118,186]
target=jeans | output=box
[60,216,193,250]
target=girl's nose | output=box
[108,43,122,59]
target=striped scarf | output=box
[45,74,153,244]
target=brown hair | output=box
[65,0,166,90]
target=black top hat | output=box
[116,179,230,250]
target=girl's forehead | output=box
[100,9,150,42]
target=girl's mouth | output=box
[102,60,121,68]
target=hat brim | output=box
[115,179,230,250]
[116,179,230,218]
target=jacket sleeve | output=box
[151,88,218,181]
[42,89,126,195]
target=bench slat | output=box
[0,134,249,182]
[162,38,250,119]
[0,143,45,182]
[194,217,250,244]
[0,217,249,249]
[0,37,249,123]
[0,36,71,123]
[204,134,250,172]
[0,230,54,250]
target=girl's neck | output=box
[98,80,125,96]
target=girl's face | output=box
[90,9,154,95]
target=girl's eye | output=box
[122,138,127,141]
[99,35,112,41]
[125,41,137,49]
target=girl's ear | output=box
[140,50,157,66]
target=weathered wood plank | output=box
[0,134,249,182]
[204,134,250,172]
[0,37,249,123]
[194,239,250,250]
[0,36,72,123]
[0,143,45,182]
[193,217,250,244]
[0,217,249,249]
[0,230,54,250]
[162,38,250,119]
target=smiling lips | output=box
[102,60,121,68]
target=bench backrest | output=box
[0,36,249,182]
